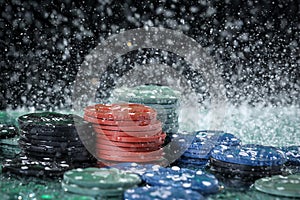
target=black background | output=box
[0,0,299,110]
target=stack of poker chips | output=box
[62,168,141,199]
[0,124,20,158]
[142,166,220,195]
[210,144,287,181]
[84,103,166,165]
[2,112,96,177]
[111,85,181,142]
[176,130,241,168]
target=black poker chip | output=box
[2,155,96,178]
[19,131,83,142]
[0,124,18,139]
[18,136,84,148]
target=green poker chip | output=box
[63,168,141,189]
[61,181,124,198]
[113,85,181,104]
[254,174,300,198]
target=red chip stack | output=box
[83,103,166,165]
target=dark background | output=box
[0,0,299,110]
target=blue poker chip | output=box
[142,166,219,195]
[124,186,204,200]
[194,131,241,147]
[211,144,287,167]
[178,157,208,166]
[281,146,300,165]
[109,162,161,176]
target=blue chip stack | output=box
[142,166,220,195]
[176,130,241,168]
[210,144,287,180]
[281,146,300,174]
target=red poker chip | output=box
[92,122,162,132]
[96,133,166,143]
[96,143,161,152]
[94,127,162,137]
[97,149,163,157]
[83,115,156,126]
[97,153,163,162]
[97,138,163,148]
[84,103,157,121]
[97,158,168,166]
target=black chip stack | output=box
[2,112,97,177]
[0,124,20,158]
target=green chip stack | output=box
[62,168,141,199]
[112,85,181,142]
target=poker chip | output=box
[281,146,300,165]
[210,144,287,178]
[93,122,162,132]
[96,133,166,143]
[84,103,165,164]
[84,104,157,121]
[0,124,20,158]
[62,168,141,198]
[142,166,220,195]
[111,85,181,139]
[254,174,300,198]
[176,131,241,168]
[2,155,72,177]
[109,162,161,176]
[124,186,204,200]
[0,124,18,139]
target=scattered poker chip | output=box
[142,166,220,195]
[177,157,208,166]
[254,174,300,198]
[84,104,157,121]
[61,181,124,198]
[210,144,286,179]
[211,144,287,166]
[281,146,300,165]
[109,162,161,176]
[63,168,141,189]
[124,186,204,200]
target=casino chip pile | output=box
[2,112,96,177]
[111,85,181,141]
[0,124,20,158]
[254,174,300,198]
[62,168,141,199]
[210,144,287,180]
[176,131,241,168]
[142,166,220,195]
[84,103,166,165]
